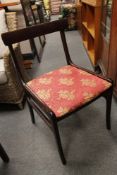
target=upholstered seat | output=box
[27,65,111,117]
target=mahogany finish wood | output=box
[99,0,117,97]
[2,19,68,45]
[2,19,113,164]
[107,0,117,97]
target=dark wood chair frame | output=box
[20,0,46,62]
[0,143,9,163]
[2,19,113,165]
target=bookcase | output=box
[81,0,102,67]
[99,0,117,97]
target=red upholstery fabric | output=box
[27,65,111,118]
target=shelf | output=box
[82,4,95,38]
[88,33,94,49]
[82,22,87,28]
[81,1,101,66]
[81,0,102,6]
[82,23,95,38]
[88,33,95,64]
[82,26,88,48]
[83,41,88,49]
[87,27,95,38]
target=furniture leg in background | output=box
[0,143,9,163]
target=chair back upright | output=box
[2,19,72,84]
[20,0,37,26]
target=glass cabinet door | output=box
[101,0,113,42]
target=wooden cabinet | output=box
[99,0,117,97]
[81,0,102,67]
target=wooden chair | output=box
[20,0,46,62]
[2,19,113,165]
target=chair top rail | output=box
[2,19,68,46]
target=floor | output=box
[0,21,117,175]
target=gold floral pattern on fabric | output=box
[59,68,72,74]
[37,89,51,100]
[83,92,94,102]
[81,79,96,87]
[79,70,90,75]
[39,77,52,85]
[59,78,74,86]
[58,90,75,100]
[102,81,111,88]
[57,106,69,116]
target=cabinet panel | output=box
[82,26,88,48]
[82,3,88,26]
[99,35,109,75]
[87,5,95,37]
[88,34,95,64]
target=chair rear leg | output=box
[30,39,40,63]
[105,87,113,130]
[27,99,35,124]
[0,144,9,163]
[52,120,66,165]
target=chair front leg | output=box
[52,119,66,165]
[27,99,35,124]
[0,144,9,163]
[104,87,113,130]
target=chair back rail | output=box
[2,19,68,45]
[2,19,72,65]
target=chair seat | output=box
[27,65,111,118]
